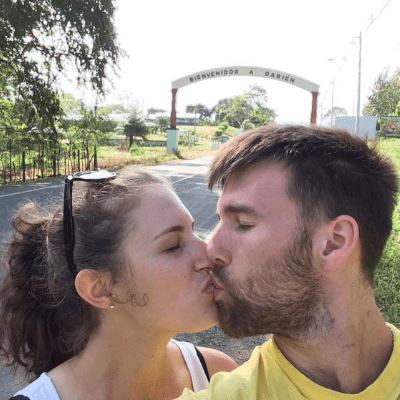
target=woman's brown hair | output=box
[0,166,170,382]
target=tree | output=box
[147,108,166,115]
[323,107,348,120]
[363,68,400,120]
[213,122,229,140]
[212,86,276,128]
[185,104,211,119]
[155,116,169,134]
[124,112,149,147]
[0,0,122,129]
[212,98,233,124]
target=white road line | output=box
[172,172,202,184]
[0,184,63,198]
[0,173,201,198]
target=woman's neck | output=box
[49,324,187,400]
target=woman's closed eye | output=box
[165,243,181,252]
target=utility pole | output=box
[320,101,323,125]
[331,80,335,127]
[355,32,362,136]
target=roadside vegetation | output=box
[374,137,400,326]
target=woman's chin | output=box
[190,307,220,333]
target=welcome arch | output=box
[169,66,319,128]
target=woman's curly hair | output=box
[0,166,170,383]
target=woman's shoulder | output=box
[171,339,238,377]
[196,346,238,377]
[11,373,60,400]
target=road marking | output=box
[0,184,63,198]
[171,172,202,184]
[0,169,206,199]
[0,172,202,198]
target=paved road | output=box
[0,157,220,398]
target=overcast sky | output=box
[66,0,399,125]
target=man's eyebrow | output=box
[153,220,195,241]
[222,204,259,216]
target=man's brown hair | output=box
[208,124,398,283]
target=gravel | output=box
[175,325,269,365]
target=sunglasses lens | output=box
[73,170,116,181]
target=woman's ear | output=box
[314,215,359,273]
[75,269,114,309]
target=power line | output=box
[365,0,392,30]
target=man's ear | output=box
[314,215,359,273]
[75,269,114,309]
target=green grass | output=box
[96,142,217,170]
[373,137,400,327]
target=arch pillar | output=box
[310,91,318,125]
[170,88,178,129]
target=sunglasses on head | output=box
[63,170,117,277]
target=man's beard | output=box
[213,227,333,339]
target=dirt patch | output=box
[175,325,269,365]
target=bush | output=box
[129,144,144,156]
[199,118,216,126]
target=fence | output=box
[0,143,98,185]
[0,137,169,185]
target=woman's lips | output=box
[203,278,217,294]
[208,271,223,299]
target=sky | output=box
[67,0,400,125]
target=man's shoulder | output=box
[176,340,274,400]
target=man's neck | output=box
[273,300,393,394]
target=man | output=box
[177,124,400,399]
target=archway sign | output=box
[169,66,319,129]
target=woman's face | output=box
[119,183,218,334]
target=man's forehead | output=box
[217,163,289,211]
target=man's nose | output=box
[206,226,232,268]
[193,237,213,272]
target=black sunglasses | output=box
[63,170,117,277]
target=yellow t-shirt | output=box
[178,324,400,399]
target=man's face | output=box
[207,162,325,339]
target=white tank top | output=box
[11,340,209,399]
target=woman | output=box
[0,166,237,400]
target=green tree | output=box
[61,103,116,169]
[212,85,276,128]
[213,122,229,140]
[212,98,233,124]
[155,116,170,134]
[363,68,400,120]
[395,101,400,116]
[147,108,166,115]
[0,0,122,129]
[185,104,211,119]
[124,112,149,147]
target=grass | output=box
[373,137,400,327]
[96,142,217,170]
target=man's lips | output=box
[202,271,223,295]
[208,271,223,289]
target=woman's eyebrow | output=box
[153,225,184,241]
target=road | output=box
[0,157,220,398]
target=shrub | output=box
[129,144,144,156]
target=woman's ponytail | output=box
[0,202,75,382]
